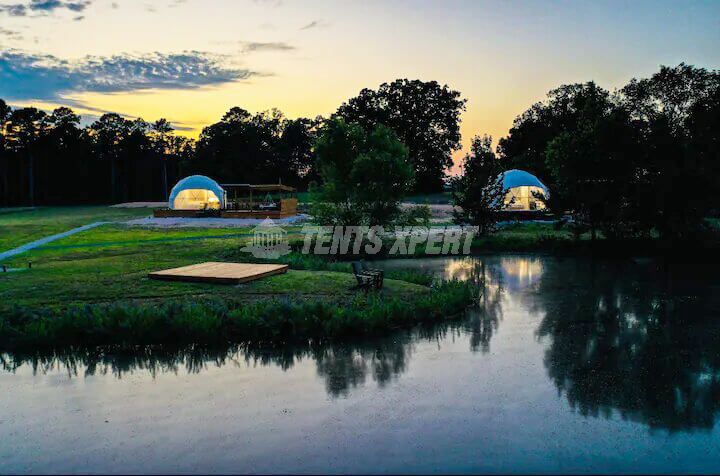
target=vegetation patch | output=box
[0,280,475,351]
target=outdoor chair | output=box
[360,260,384,288]
[352,261,382,291]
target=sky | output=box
[1,0,718,168]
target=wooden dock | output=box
[148,262,288,284]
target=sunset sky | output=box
[1,0,718,168]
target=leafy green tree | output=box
[276,116,320,186]
[312,118,413,226]
[336,79,466,193]
[450,135,505,235]
[620,64,720,239]
[545,84,644,239]
[193,107,317,187]
[498,83,617,213]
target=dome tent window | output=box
[168,175,226,210]
[498,169,549,211]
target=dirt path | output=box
[0,221,108,262]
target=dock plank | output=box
[148,262,288,284]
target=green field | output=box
[0,220,424,310]
[0,205,642,311]
[0,206,575,309]
[0,206,154,251]
[0,206,479,349]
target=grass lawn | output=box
[0,205,155,251]
[474,222,575,251]
[0,207,474,350]
[0,223,425,310]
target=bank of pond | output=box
[0,279,476,351]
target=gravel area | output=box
[125,214,310,228]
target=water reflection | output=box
[533,258,720,432]
[1,321,492,399]
[3,255,719,433]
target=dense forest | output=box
[1,63,719,237]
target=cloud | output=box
[252,0,282,6]
[0,27,24,40]
[0,0,93,16]
[300,19,328,30]
[240,41,295,53]
[0,49,257,101]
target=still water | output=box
[2,254,720,474]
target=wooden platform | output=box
[148,262,288,284]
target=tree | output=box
[498,82,615,212]
[86,113,133,202]
[312,118,413,226]
[193,107,317,187]
[43,107,85,204]
[544,83,645,239]
[150,119,174,199]
[620,64,720,239]
[547,109,643,240]
[450,135,505,235]
[336,79,466,193]
[4,107,48,206]
[0,100,11,206]
[276,116,320,186]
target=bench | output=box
[352,261,383,290]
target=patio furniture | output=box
[360,260,384,288]
[352,261,382,290]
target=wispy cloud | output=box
[0,0,93,16]
[240,41,295,53]
[300,19,329,30]
[252,0,282,7]
[0,27,24,40]
[0,49,257,101]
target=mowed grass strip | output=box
[0,206,157,251]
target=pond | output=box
[2,254,720,473]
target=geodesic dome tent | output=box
[499,169,549,211]
[168,175,226,210]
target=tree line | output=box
[2,64,719,240]
[454,63,720,240]
[0,78,464,206]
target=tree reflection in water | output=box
[534,258,720,432]
[0,259,508,398]
[446,257,506,353]
[11,254,716,432]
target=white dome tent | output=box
[499,169,549,211]
[168,175,226,210]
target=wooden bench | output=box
[352,261,383,290]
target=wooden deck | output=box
[148,262,288,284]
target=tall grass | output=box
[0,280,475,350]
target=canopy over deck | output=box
[221,184,296,193]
